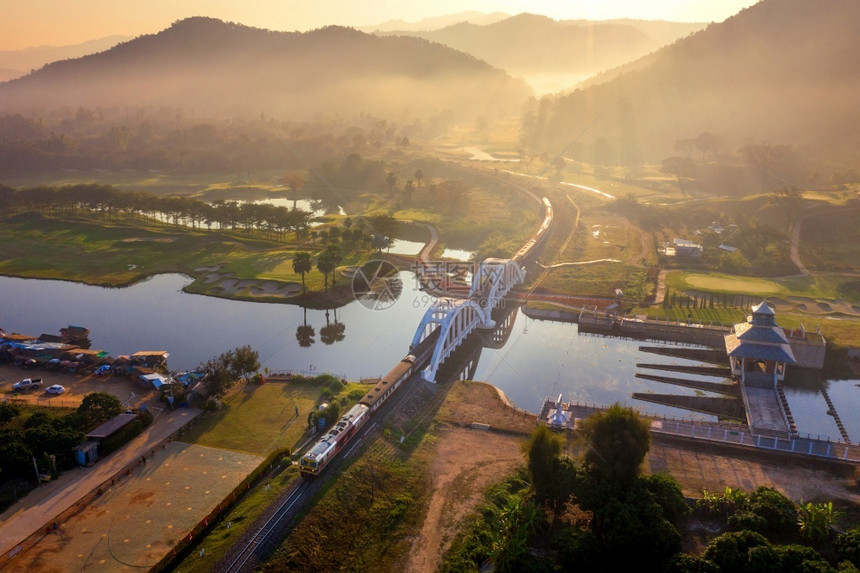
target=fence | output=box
[537,400,860,465]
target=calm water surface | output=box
[2,274,856,440]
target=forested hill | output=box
[378,14,704,78]
[0,17,532,121]
[525,0,860,166]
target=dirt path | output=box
[406,427,524,573]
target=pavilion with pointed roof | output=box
[725,300,796,387]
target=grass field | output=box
[0,212,383,302]
[178,380,344,455]
[667,270,860,303]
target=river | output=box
[1,274,856,441]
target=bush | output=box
[837,528,860,568]
[641,473,690,526]
[745,486,799,540]
[666,554,720,573]
[0,403,21,425]
[553,527,604,571]
[704,530,771,572]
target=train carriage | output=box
[299,355,415,478]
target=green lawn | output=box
[179,382,322,455]
[667,270,860,302]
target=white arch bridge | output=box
[410,258,525,382]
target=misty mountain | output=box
[526,0,860,166]
[0,35,131,82]
[0,17,531,121]
[361,11,510,33]
[377,13,705,91]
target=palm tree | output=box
[316,251,336,290]
[414,169,424,187]
[321,244,343,287]
[386,171,398,196]
[292,252,313,293]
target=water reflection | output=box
[1,274,857,440]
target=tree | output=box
[836,527,860,569]
[292,252,313,293]
[0,428,33,477]
[0,402,20,425]
[77,392,122,430]
[703,530,771,572]
[414,169,424,187]
[316,250,336,290]
[522,424,564,502]
[694,132,725,160]
[739,142,792,191]
[797,501,837,543]
[661,156,695,198]
[200,350,234,396]
[280,172,304,210]
[386,171,398,195]
[578,404,650,490]
[320,244,342,286]
[773,186,804,232]
[231,345,260,383]
[365,213,399,246]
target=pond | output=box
[2,274,856,440]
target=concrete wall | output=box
[789,336,826,369]
[578,315,729,348]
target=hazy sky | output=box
[0,0,759,51]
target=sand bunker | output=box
[195,268,302,299]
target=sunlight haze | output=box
[1,0,759,50]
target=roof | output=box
[735,322,790,344]
[140,373,170,388]
[86,413,139,439]
[751,300,775,315]
[673,238,701,248]
[725,334,797,363]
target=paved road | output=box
[0,407,202,560]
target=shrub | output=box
[836,528,860,568]
[745,486,799,539]
[704,530,771,572]
[728,510,768,534]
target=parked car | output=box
[45,384,65,395]
[12,378,42,391]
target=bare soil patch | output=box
[7,442,262,572]
[0,364,155,409]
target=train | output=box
[299,355,416,477]
[512,197,553,264]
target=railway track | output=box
[218,479,310,573]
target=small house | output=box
[673,238,703,258]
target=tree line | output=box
[0,183,314,239]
